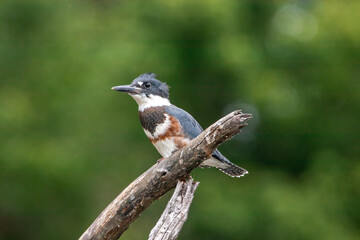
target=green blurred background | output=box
[1,0,359,239]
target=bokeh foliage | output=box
[0,0,359,239]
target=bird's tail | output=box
[217,162,248,178]
[201,150,248,178]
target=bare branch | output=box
[79,110,252,240]
[149,179,199,240]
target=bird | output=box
[112,73,248,177]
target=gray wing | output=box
[164,105,204,139]
[164,105,231,161]
[164,105,248,177]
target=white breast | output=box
[153,138,178,158]
[141,114,177,157]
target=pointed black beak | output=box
[111,85,141,94]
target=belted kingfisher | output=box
[112,73,248,177]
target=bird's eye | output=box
[144,82,151,88]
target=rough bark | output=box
[149,178,199,240]
[79,110,252,240]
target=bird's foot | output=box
[157,158,164,163]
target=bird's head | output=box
[112,73,170,110]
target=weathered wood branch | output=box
[79,110,252,240]
[149,178,199,240]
